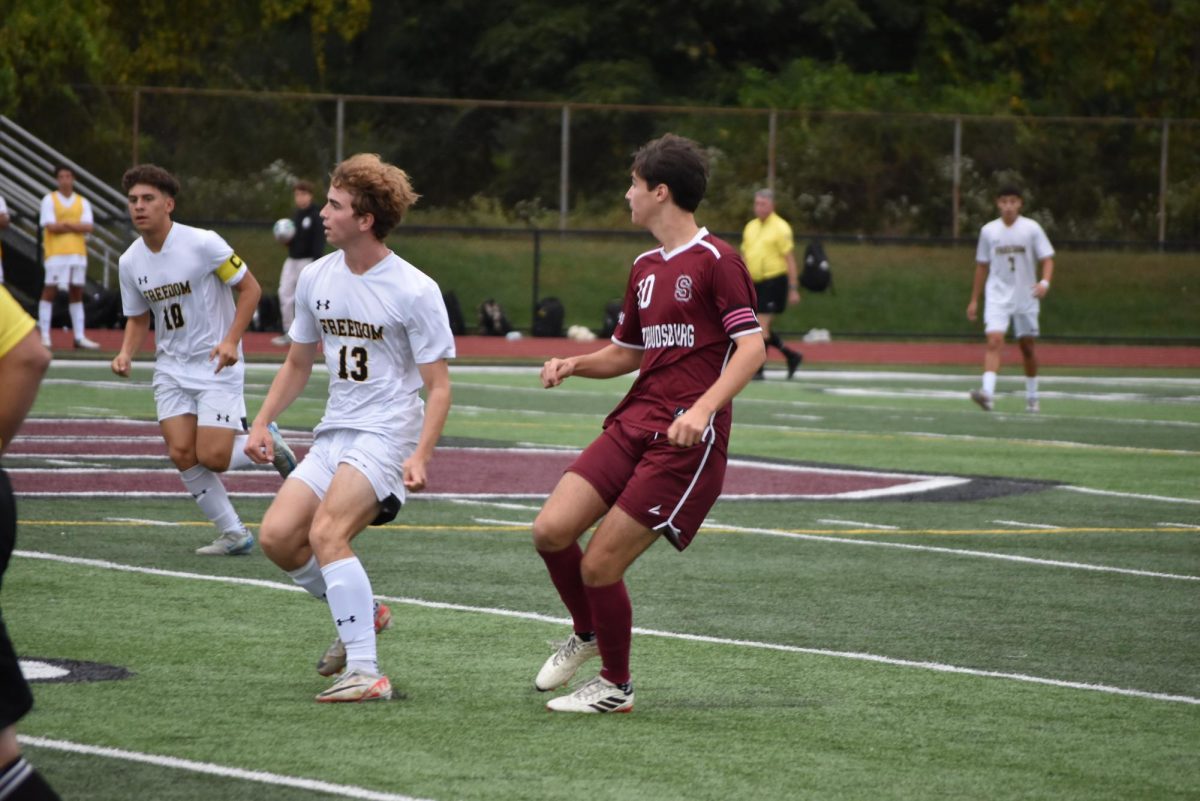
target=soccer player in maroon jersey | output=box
[532,134,766,713]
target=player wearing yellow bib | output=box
[111,165,296,556]
[38,165,99,350]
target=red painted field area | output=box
[9,420,978,501]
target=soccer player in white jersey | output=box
[245,154,455,704]
[111,164,296,555]
[966,186,1056,413]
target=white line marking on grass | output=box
[448,499,543,512]
[705,524,1200,582]
[1061,486,1200,505]
[991,520,1063,530]
[17,736,434,801]
[104,517,182,527]
[472,518,531,527]
[14,550,1200,705]
[1158,522,1200,530]
[818,518,899,530]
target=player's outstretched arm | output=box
[541,343,642,388]
[966,262,988,321]
[211,270,262,373]
[111,311,151,377]
[403,359,452,491]
[0,329,50,457]
[246,341,317,464]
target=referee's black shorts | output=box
[0,468,34,729]
[754,274,789,314]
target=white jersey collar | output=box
[661,226,709,261]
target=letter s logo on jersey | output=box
[674,274,692,302]
[636,275,655,309]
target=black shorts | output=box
[0,468,34,728]
[754,274,789,314]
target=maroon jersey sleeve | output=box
[611,253,651,348]
[711,250,760,337]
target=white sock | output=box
[1026,376,1038,399]
[227,434,254,469]
[286,555,327,600]
[69,301,86,340]
[982,371,997,397]
[179,464,244,533]
[38,300,52,337]
[321,556,377,674]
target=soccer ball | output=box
[273,218,296,243]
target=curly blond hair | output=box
[329,154,420,239]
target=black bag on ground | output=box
[532,296,565,338]
[598,299,622,339]
[478,299,513,336]
[442,291,466,336]
[50,279,125,329]
[801,239,834,293]
[252,292,282,332]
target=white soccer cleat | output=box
[74,336,101,350]
[316,602,393,677]
[266,422,297,478]
[545,675,633,714]
[315,669,392,703]
[195,529,254,555]
[534,632,600,691]
[1026,398,1040,414]
[969,389,994,412]
[41,333,52,349]
[270,334,291,347]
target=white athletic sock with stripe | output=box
[286,555,328,600]
[178,464,244,533]
[1026,376,1038,400]
[321,556,377,674]
[38,300,52,338]
[227,434,254,470]
[69,301,86,340]
[982,371,997,397]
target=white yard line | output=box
[18,736,434,801]
[991,520,1063,530]
[13,550,1199,705]
[817,518,900,530]
[1061,486,1200,505]
[704,524,1200,582]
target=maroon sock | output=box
[537,544,592,633]
[584,580,632,685]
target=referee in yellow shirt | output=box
[741,189,802,379]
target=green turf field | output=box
[6,361,1199,800]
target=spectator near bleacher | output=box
[38,165,99,349]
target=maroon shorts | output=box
[567,419,727,551]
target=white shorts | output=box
[44,262,87,289]
[984,307,1039,338]
[153,363,247,430]
[291,428,416,507]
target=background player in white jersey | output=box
[110,165,296,555]
[966,186,1056,413]
[245,154,454,704]
[38,165,100,350]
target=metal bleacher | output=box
[0,115,135,303]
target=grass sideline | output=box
[6,363,1200,800]
[208,226,1200,340]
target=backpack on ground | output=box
[801,239,833,293]
[598,299,622,339]
[442,291,466,336]
[478,299,513,336]
[532,296,565,338]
